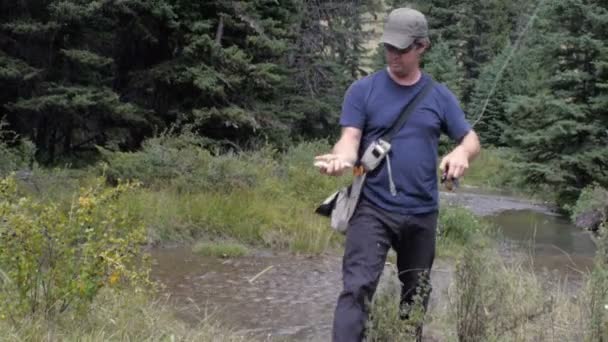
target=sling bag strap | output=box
[381,78,435,143]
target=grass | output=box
[367,273,420,341]
[119,187,339,254]
[0,290,247,342]
[436,205,496,259]
[457,146,530,195]
[9,138,345,254]
[193,241,250,258]
[101,138,349,254]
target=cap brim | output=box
[380,33,415,49]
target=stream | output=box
[150,189,596,341]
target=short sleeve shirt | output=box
[340,70,471,214]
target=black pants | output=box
[332,196,438,342]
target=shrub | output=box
[0,176,150,319]
[570,183,608,221]
[584,222,608,341]
[100,133,281,194]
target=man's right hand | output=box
[314,154,353,176]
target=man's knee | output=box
[342,276,380,305]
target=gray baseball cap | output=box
[380,8,428,49]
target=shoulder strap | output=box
[381,79,435,143]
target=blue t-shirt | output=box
[340,70,471,214]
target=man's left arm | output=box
[439,130,481,180]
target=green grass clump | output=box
[193,241,249,258]
[437,205,494,258]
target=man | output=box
[315,7,481,342]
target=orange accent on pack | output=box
[353,165,366,176]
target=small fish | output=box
[441,172,459,191]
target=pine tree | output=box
[394,0,531,104]
[423,39,465,99]
[0,0,158,163]
[0,0,382,160]
[505,0,608,205]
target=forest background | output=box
[1,0,607,207]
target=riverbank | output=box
[1,139,604,341]
[148,187,594,341]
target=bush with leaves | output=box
[570,184,608,222]
[0,176,150,320]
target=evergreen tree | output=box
[0,0,381,161]
[0,0,162,163]
[466,0,553,146]
[391,0,531,104]
[505,0,608,205]
[423,39,465,99]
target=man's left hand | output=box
[439,146,469,180]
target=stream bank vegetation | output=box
[0,136,606,340]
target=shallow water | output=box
[490,209,595,277]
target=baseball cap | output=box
[380,8,429,49]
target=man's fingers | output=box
[315,154,338,162]
[439,158,448,172]
[325,160,351,176]
[313,160,329,169]
[457,165,466,178]
[333,163,340,174]
[327,160,338,174]
[451,166,461,179]
[449,164,467,179]
[315,154,353,176]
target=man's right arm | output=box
[315,127,362,176]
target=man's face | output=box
[384,43,420,77]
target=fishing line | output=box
[471,0,547,128]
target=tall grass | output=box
[0,290,246,342]
[368,205,606,342]
[6,137,346,254]
[103,137,349,253]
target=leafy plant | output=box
[0,176,151,319]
